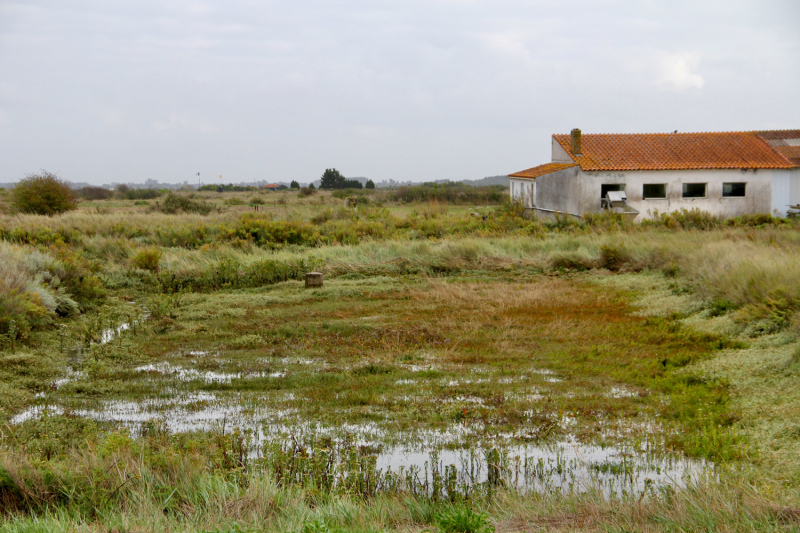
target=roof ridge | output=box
[550,130,797,170]
[553,130,786,136]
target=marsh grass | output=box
[3,197,800,531]
[1,438,797,533]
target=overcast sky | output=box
[1,1,798,185]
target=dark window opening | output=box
[643,184,667,199]
[682,183,706,198]
[601,184,625,199]
[723,182,746,197]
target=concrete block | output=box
[305,272,323,288]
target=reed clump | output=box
[1,436,797,532]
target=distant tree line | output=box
[390,182,506,205]
[319,169,372,190]
[198,184,258,192]
[74,184,164,201]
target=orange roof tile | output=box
[509,162,577,179]
[755,130,800,166]
[553,131,797,171]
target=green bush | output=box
[391,183,505,205]
[77,186,114,200]
[0,289,50,340]
[583,210,634,231]
[642,208,722,230]
[249,197,265,205]
[198,184,256,192]
[50,245,107,311]
[11,171,77,215]
[434,506,495,533]
[725,213,786,227]
[121,188,163,200]
[131,247,162,272]
[149,192,213,215]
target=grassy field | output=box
[1,188,800,532]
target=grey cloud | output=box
[1,0,798,185]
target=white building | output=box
[508,129,800,220]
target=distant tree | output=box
[365,180,375,190]
[342,179,362,189]
[308,183,315,190]
[290,180,300,189]
[78,186,114,200]
[11,171,77,215]
[320,168,346,190]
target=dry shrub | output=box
[550,250,597,270]
[149,192,212,215]
[11,171,77,216]
[599,242,631,271]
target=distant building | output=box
[508,129,800,220]
[262,184,281,191]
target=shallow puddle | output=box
[134,362,285,383]
[9,317,708,498]
[11,391,706,497]
[376,441,707,497]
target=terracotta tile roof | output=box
[553,131,797,170]
[774,146,800,166]
[753,129,800,141]
[508,162,577,179]
[755,130,800,166]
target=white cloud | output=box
[657,53,705,90]
[0,109,9,125]
[2,1,798,185]
[153,113,216,133]
[482,32,530,60]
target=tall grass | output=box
[0,243,80,338]
[2,202,800,334]
[1,437,797,532]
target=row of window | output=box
[602,182,747,200]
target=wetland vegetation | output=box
[1,186,800,532]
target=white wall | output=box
[551,138,572,162]
[508,178,535,208]
[580,168,773,219]
[790,169,800,207]
[772,170,792,217]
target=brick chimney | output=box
[571,128,582,155]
